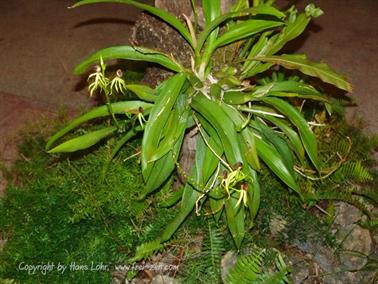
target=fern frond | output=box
[351,187,378,205]
[334,161,373,183]
[226,250,291,284]
[332,137,351,157]
[255,270,289,284]
[202,220,225,273]
[130,240,164,263]
[225,249,265,284]
[316,191,371,218]
[359,219,378,231]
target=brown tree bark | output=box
[131,0,236,86]
[130,0,235,181]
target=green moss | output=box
[0,132,152,283]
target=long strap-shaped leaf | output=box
[74,46,183,75]
[195,114,224,183]
[218,100,300,194]
[251,120,295,172]
[72,0,194,48]
[259,115,305,162]
[191,95,243,165]
[254,136,301,195]
[193,99,255,247]
[262,97,319,170]
[201,0,221,56]
[142,74,186,179]
[242,10,316,77]
[48,126,117,153]
[198,6,285,51]
[160,133,219,242]
[217,20,283,48]
[219,103,260,170]
[225,194,245,249]
[139,133,185,200]
[223,80,327,105]
[148,94,190,162]
[255,54,352,92]
[126,84,156,102]
[202,20,283,68]
[46,101,152,150]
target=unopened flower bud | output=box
[241,182,248,191]
[222,170,228,179]
[233,161,243,170]
[116,69,123,78]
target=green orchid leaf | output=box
[202,0,221,50]
[251,120,294,172]
[195,116,223,184]
[126,84,156,102]
[142,74,186,177]
[223,80,327,105]
[242,8,318,77]
[254,136,301,196]
[240,128,261,171]
[74,45,183,75]
[198,6,284,51]
[225,194,245,249]
[192,95,243,164]
[140,133,184,200]
[262,97,319,170]
[247,169,260,222]
[203,19,283,66]
[72,0,194,48]
[48,126,117,153]
[160,131,219,242]
[258,115,305,162]
[218,103,261,170]
[149,94,190,162]
[160,183,199,243]
[268,80,325,97]
[231,0,249,12]
[209,185,224,223]
[241,31,271,76]
[46,101,152,150]
[255,54,352,92]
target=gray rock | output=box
[337,224,372,270]
[333,202,362,226]
[269,214,288,238]
[221,251,237,283]
[290,201,375,283]
[151,275,180,284]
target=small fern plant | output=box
[46,0,351,250]
[225,248,290,284]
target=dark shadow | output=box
[73,17,135,29]
[281,22,323,54]
[275,0,307,10]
